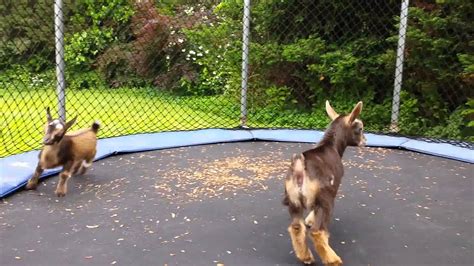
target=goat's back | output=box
[66,129,98,160]
[303,146,344,194]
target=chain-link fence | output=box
[1,0,472,157]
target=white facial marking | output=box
[48,120,63,130]
[49,119,60,125]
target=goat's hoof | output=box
[302,257,315,265]
[298,252,315,265]
[305,210,315,228]
[324,256,343,266]
[305,218,314,228]
[25,181,38,190]
[55,190,66,197]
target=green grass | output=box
[1,86,239,157]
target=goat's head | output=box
[43,107,77,145]
[325,100,366,147]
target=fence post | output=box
[390,0,410,132]
[54,0,66,121]
[240,0,251,128]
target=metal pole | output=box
[390,0,409,132]
[240,0,251,128]
[55,0,66,121]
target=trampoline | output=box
[0,134,472,265]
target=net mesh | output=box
[1,0,472,157]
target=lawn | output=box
[1,86,239,157]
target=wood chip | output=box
[86,224,100,229]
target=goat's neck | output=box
[320,129,347,158]
[334,136,347,157]
[43,140,63,154]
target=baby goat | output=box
[26,108,100,197]
[283,101,366,265]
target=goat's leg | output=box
[77,159,93,176]
[287,204,314,264]
[25,164,44,190]
[71,162,81,175]
[309,202,342,265]
[55,161,78,197]
[310,229,342,266]
[78,150,95,176]
[305,210,315,228]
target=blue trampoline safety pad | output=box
[1,129,472,198]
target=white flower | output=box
[197,53,203,57]
[181,49,186,52]
[205,50,209,54]
[192,57,196,61]
[184,7,194,15]
[177,38,184,43]
[198,46,203,50]
[189,50,196,55]
[166,55,170,60]
[171,30,175,35]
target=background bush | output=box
[0,0,472,141]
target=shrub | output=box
[96,44,143,88]
[65,0,134,70]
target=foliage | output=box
[385,0,473,138]
[96,44,142,88]
[65,0,134,70]
[0,0,58,71]
[460,99,474,141]
[182,16,241,95]
[1,0,472,141]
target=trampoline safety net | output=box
[1,0,473,158]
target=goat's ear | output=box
[348,101,363,124]
[64,116,77,131]
[46,107,52,122]
[325,100,339,121]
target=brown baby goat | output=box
[26,108,100,197]
[283,100,366,265]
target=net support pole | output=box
[390,0,410,132]
[240,0,251,128]
[54,0,66,121]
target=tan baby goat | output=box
[26,108,100,197]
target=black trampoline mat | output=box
[1,142,472,266]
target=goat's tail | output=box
[283,153,306,208]
[291,153,305,184]
[91,121,100,134]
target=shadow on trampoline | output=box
[0,142,472,265]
